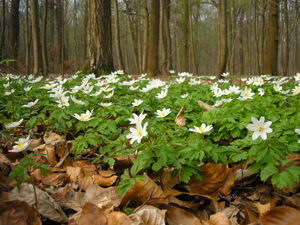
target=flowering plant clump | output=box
[1,71,300,194]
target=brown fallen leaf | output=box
[73,160,97,176]
[93,170,118,186]
[185,163,237,199]
[81,184,122,211]
[0,200,42,225]
[32,168,66,187]
[121,173,165,205]
[129,205,166,225]
[210,212,231,225]
[107,211,135,225]
[8,183,68,223]
[43,132,65,145]
[77,202,107,225]
[197,100,214,111]
[166,207,202,225]
[258,206,300,225]
[27,138,43,151]
[52,184,82,211]
[175,107,186,127]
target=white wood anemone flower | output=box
[155,108,171,118]
[246,117,273,140]
[5,118,24,129]
[295,129,300,143]
[99,102,112,107]
[189,123,213,134]
[126,122,148,144]
[9,135,31,153]
[73,110,94,122]
[132,99,143,107]
[22,99,39,108]
[129,112,147,125]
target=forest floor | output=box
[0,73,300,225]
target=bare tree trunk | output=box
[0,0,6,60]
[189,0,197,75]
[173,1,179,72]
[160,0,171,75]
[217,0,228,79]
[25,0,30,74]
[112,0,123,70]
[259,0,267,74]
[238,10,244,75]
[146,0,160,75]
[142,2,149,72]
[42,0,48,75]
[295,0,299,73]
[254,0,261,74]
[181,0,189,72]
[55,0,63,73]
[31,0,42,74]
[263,0,279,76]
[73,0,78,71]
[87,0,114,74]
[281,0,289,76]
[9,0,20,70]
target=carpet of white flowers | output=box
[1,71,300,194]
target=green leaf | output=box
[260,164,278,181]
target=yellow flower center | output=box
[17,143,24,148]
[80,115,88,120]
[198,127,205,132]
[257,126,264,132]
[137,130,143,136]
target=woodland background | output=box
[0,0,299,77]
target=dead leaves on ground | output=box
[2,132,300,224]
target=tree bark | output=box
[181,0,189,72]
[55,0,63,73]
[0,0,6,60]
[25,0,30,74]
[146,0,160,75]
[281,0,289,76]
[42,0,48,75]
[142,2,149,72]
[160,0,171,75]
[87,0,114,74]
[112,0,124,70]
[217,0,228,79]
[31,0,42,74]
[263,0,279,76]
[9,0,20,68]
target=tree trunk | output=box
[181,0,189,72]
[55,0,63,73]
[112,0,124,70]
[217,0,228,79]
[87,0,114,74]
[160,0,171,75]
[238,10,244,75]
[146,0,160,75]
[42,0,48,75]
[142,3,149,72]
[25,0,30,74]
[31,0,42,74]
[263,0,279,76]
[281,0,289,76]
[0,0,6,60]
[9,0,20,68]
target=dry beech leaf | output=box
[8,183,68,223]
[210,212,231,225]
[122,173,165,205]
[254,202,272,217]
[185,163,237,199]
[32,168,66,187]
[166,207,202,225]
[43,132,65,145]
[129,205,166,225]
[45,145,58,166]
[93,170,118,186]
[52,184,82,211]
[175,107,186,127]
[27,138,43,151]
[0,200,42,225]
[258,206,300,225]
[77,202,107,225]
[81,184,122,211]
[73,161,97,175]
[197,100,214,111]
[107,211,135,225]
